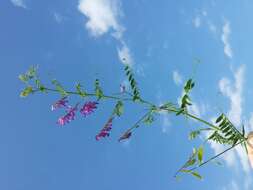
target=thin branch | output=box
[174,139,245,177]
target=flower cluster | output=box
[96,117,113,141]
[51,97,68,111]
[52,97,98,126]
[57,104,78,125]
[80,101,98,116]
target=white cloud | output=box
[117,43,133,66]
[78,0,121,37]
[10,0,26,8]
[219,65,244,126]
[172,71,183,86]
[193,16,201,28]
[222,177,253,190]
[209,65,252,174]
[222,180,239,190]
[78,0,133,66]
[221,20,233,58]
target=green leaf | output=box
[216,114,224,123]
[198,146,203,164]
[20,86,33,97]
[189,130,201,140]
[114,101,124,116]
[143,114,154,125]
[34,79,46,92]
[242,125,245,136]
[76,83,86,97]
[95,79,104,100]
[19,66,38,83]
[180,170,202,180]
[180,169,191,173]
[27,66,37,79]
[191,171,202,180]
[18,74,29,82]
[184,79,195,93]
[184,158,196,168]
[124,65,140,101]
[52,79,68,97]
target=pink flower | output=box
[51,97,68,111]
[80,101,98,116]
[96,117,113,141]
[57,104,78,126]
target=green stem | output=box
[124,111,152,133]
[161,107,220,131]
[42,87,155,106]
[187,139,245,172]
[174,139,245,177]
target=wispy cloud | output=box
[218,65,250,173]
[222,180,239,190]
[172,70,183,86]
[117,43,133,65]
[219,65,244,126]
[78,0,133,65]
[10,0,26,9]
[209,65,252,174]
[192,10,218,35]
[221,20,233,58]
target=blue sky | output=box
[2,0,253,189]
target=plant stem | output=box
[42,87,155,106]
[174,139,245,177]
[161,107,220,131]
[124,111,151,133]
[190,140,245,171]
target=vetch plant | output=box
[19,65,250,180]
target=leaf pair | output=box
[179,147,204,180]
[124,65,140,101]
[177,79,195,115]
[52,79,68,97]
[76,83,87,97]
[95,79,104,100]
[208,114,245,146]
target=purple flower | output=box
[96,117,113,141]
[118,131,132,142]
[80,101,98,116]
[51,97,68,111]
[57,104,78,126]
